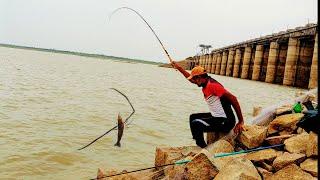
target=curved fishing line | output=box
[108,7,173,63]
[78,88,135,150]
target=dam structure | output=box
[186,23,318,89]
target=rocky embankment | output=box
[96,91,318,180]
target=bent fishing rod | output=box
[78,88,135,150]
[109,7,174,64]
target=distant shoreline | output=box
[0,43,164,65]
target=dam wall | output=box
[186,23,318,89]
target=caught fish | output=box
[114,113,124,147]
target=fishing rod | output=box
[109,7,174,64]
[90,144,284,179]
[78,88,135,150]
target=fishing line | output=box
[78,88,135,150]
[108,7,174,64]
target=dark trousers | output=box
[189,113,235,148]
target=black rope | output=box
[78,88,135,150]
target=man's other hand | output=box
[233,121,245,134]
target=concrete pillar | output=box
[265,42,279,83]
[211,54,217,73]
[206,54,210,72]
[215,53,222,74]
[240,46,252,79]
[233,49,242,77]
[309,33,318,89]
[283,38,300,86]
[220,51,228,75]
[252,45,264,80]
[199,55,204,67]
[207,54,213,73]
[226,49,235,76]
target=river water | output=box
[0,46,306,179]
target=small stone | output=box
[214,158,261,180]
[300,158,318,177]
[256,167,273,179]
[268,113,304,135]
[268,164,316,180]
[97,168,106,180]
[284,132,309,154]
[296,127,306,134]
[185,149,219,179]
[256,161,274,172]
[237,125,267,148]
[272,152,306,171]
[306,132,318,157]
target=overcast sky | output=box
[0,0,317,62]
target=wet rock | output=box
[244,149,279,163]
[214,158,261,180]
[300,158,318,177]
[253,106,262,117]
[264,134,295,145]
[185,149,219,179]
[284,132,309,153]
[272,152,306,171]
[268,113,304,135]
[306,132,318,157]
[256,167,273,179]
[237,125,267,148]
[206,139,234,155]
[268,164,316,180]
[97,168,106,180]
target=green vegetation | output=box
[0,43,165,65]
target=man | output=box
[171,61,244,148]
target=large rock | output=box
[214,158,261,180]
[268,164,316,180]
[268,113,304,135]
[256,167,273,179]
[306,132,318,157]
[206,139,234,155]
[185,149,219,179]
[237,125,267,148]
[264,134,295,145]
[300,158,318,177]
[211,153,246,171]
[284,132,309,153]
[154,146,200,168]
[244,149,279,163]
[272,152,306,171]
